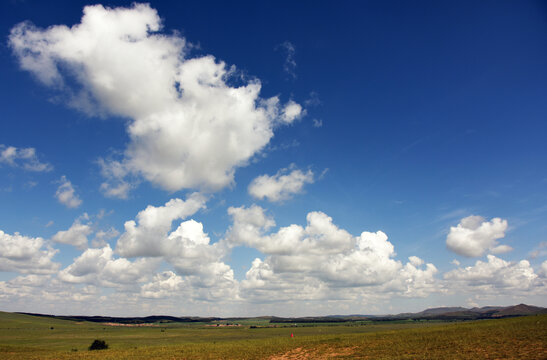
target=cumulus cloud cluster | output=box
[58,245,158,288]
[10,3,303,197]
[140,271,184,299]
[0,201,444,312]
[227,206,438,301]
[0,144,52,172]
[248,165,314,202]
[446,215,511,257]
[116,193,207,257]
[1,196,441,306]
[114,193,236,300]
[1,204,546,315]
[0,230,59,274]
[445,255,539,294]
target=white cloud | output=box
[52,218,92,249]
[490,244,513,254]
[248,166,314,202]
[409,255,424,267]
[0,275,51,302]
[117,198,235,299]
[164,220,237,300]
[165,220,221,272]
[5,274,50,288]
[5,201,545,314]
[28,193,234,302]
[241,258,330,302]
[318,230,402,286]
[0,230,59,274]
[539,260,547,278]
[116,193,207,257]
[281,100,304,123]
[50,195,234,301]
[91,227,119,248]
[58,245,158,288]
[444,254,541,294]
[0,275,107,314]
[226,205,275,251]
[229,206,439,301]
[140,271,184,298]
[10,4,303,195]
[100,180,133,199]
[55,176,82,208]
[98,158,134,199]
[446,215,511,257]
[0,144,52,172]
[397,259,438,297]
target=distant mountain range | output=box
[345,303,547,322]
[418,303,546,318]
[18,303,546,324]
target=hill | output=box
[11,303,547,325]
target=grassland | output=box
[0,311,545,359]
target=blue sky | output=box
[0,0,546,316]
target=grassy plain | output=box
[0,311,545,359]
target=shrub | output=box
[88,339,109,351]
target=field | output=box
[0,312,545,359]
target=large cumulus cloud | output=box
[9,3,303,197]
[115,194,235,300]
[444,254,544,295]
[116,193,207,257]
[227,206,438,302]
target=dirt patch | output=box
[101,322,160,327]
[269,347,307,360]
[269,346,356,359]
[327,346,356,357]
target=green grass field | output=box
[0,312,545,359]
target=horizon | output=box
[12,302,544,319]
[1,0,546,317]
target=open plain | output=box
[0,312,545,359]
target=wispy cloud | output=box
[276,41,297,79]
[0,144,52,172]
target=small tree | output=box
[88,339,108,351]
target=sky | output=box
[0,0,546,317]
